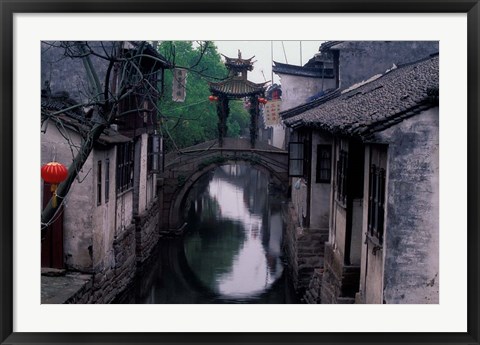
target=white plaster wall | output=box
[138,133,148,214]
[378,107,439,304]
[358,107,439,304]
[277,74,336,112]
[91,148,117,272]
[41,121,94,272]
[271,125,286,150]
[309,132,332,229]
[116,190,134,234]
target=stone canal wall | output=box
[135,200,161,264]
[321,243,360,304]
[282,202,328,302]
[44,207,161,304]
[64,223,137,303]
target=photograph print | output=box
[40,40,439,304]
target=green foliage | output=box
[157,41,250,152]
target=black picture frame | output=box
[1,1,478,344]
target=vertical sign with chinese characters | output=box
[172,68,187,102]
[263,99,282,127]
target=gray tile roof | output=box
[272,61,334,79]
[319,41,343,52]
[283,55,438,140]
[41,94,131,146]
[209,78,266,97]
[281,88,341,119]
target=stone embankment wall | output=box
[64,223,136,303]
[135,200,161,264]
[303,268,323,304]
[321,243,360,304]
[58,207,160,304]
[282,202,328,302]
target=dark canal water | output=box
[114,164,296,304]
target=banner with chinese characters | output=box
[172,68,187,102]
[263,99,282,126]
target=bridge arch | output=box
[159,138,289,232]
[169,159,287,230]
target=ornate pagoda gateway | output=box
[209,51,267,148]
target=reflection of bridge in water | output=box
[159,137,288,232]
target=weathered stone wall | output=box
[309,132,333,229]
[321,243,360,304]
[334,41,439,90]
[282,202,328,300]
[374,107,439,304]
[63,223,137,303]
[116,190,134,232]
[303,268,323,304]
[135,200,161,264]
[62,201,161,304]
[41,41,114,103]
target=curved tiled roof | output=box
[272,61,334,79]
[209,78,266,97]
[281,88,341,119]
[284,55,439,140]
[222,54,255,71]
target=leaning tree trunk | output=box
[42,42,111,226]
[41,122,108,225]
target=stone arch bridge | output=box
[158,138,288,232]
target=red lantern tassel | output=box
[51,184,58,208]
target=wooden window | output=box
[336,149,348,205]
[97,160,102,206]
[316,145,332,183]
[116,142,134,193]
[288,142,304,177]
[105,158,110,203]
[368,164,386,244]
[147,134,162,174]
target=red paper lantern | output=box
[41,162,68,208]
[258,97,268,104]
[208,95,218,102]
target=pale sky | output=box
[213,41,324,85]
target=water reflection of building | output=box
[183,164,285,298]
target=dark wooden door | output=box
[41,182,64,268]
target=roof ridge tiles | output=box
[284,55,439,138]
